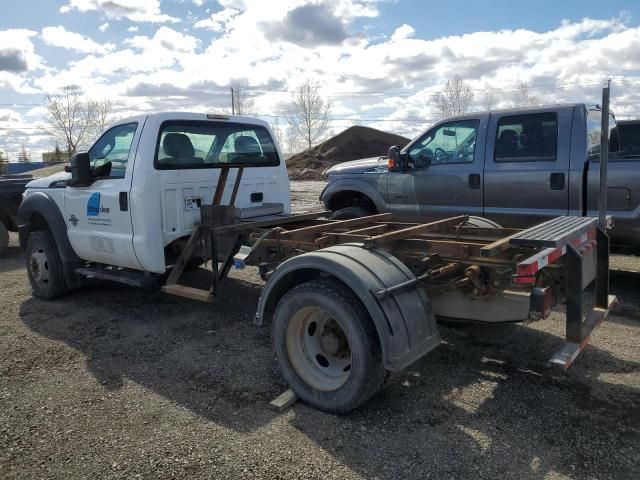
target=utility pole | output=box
[230,87,235,115]
[598,79,610,230]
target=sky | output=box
[1,0,640,160]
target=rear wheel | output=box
[272,278,385,413]
[25,231,68,300]
[0,221,8,256]
[330,206,370,220]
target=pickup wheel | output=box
[26,231,68,300]
[330,206,370,220]
[272,278,385,413]
[0,221,8,256]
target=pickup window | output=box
[587,110,619,160]
[408,119,479,167]
[89,122,138,178]
[154,121,280,170]
[495,113,557,162]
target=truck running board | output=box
[76,266,157,287]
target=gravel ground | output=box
[1,184,639,479]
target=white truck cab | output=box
[20,112,290,297]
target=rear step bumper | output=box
[549,294,617,369]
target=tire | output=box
[330,206,370,220]
[0,221,8,257]
[464,216,502,229]
[272,278,385,413]
[25,230,68,300]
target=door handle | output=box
[119,192,128,211]
[550,172,565,190]
[468,173,481,189]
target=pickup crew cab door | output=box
[63,122,143,269]
[483,109,571,228]
[387,118,485,221]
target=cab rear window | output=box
[154,121,280,170]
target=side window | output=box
[587,110,601,160]
[88,123,137,178]
[495,113,557,162]
[588,109,619,160]
[408,119,479,167]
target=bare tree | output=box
[434,75,474,118]
[89,99,113,136]
[270,117,286,151]
[483,90,496,111]
[285,125,303,154]
[514,81,539,107]
[230,85,256,115]
[44,85,103,154]
[288,79,331,150]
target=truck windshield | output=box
[154,121,280,170]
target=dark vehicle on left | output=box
[0,174,32,255]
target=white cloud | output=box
[391,24,414,41]
[194,8,239,32]
[6,10,640,156]
[60,0,178,23]
[128,26,139,32]
[42,26,115,54]
[125,26,199,53]
[0,29,41,73]
[99,22,109,32]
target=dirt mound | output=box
[287,125,410,180]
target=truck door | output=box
[483,109,571,228]
[63,122,143,269]
[387,118,485,221]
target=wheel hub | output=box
[29,248,50,285]
[286,306,353,392]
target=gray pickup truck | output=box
[321,103,639,250]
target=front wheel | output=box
[272,278,385,413]
[25,231,68,300]
[330,206,370,220]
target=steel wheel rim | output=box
[29,245,50,287]
[286,306,352,392]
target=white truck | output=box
[20,113,290,298]
[19,111,616,413]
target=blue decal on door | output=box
[87,192,101,217]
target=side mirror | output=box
[65,152,93,187]
[388,145,409,172]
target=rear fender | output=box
[255,243,441,372]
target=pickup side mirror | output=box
[388,145,409,172]
[65,152,93,187]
